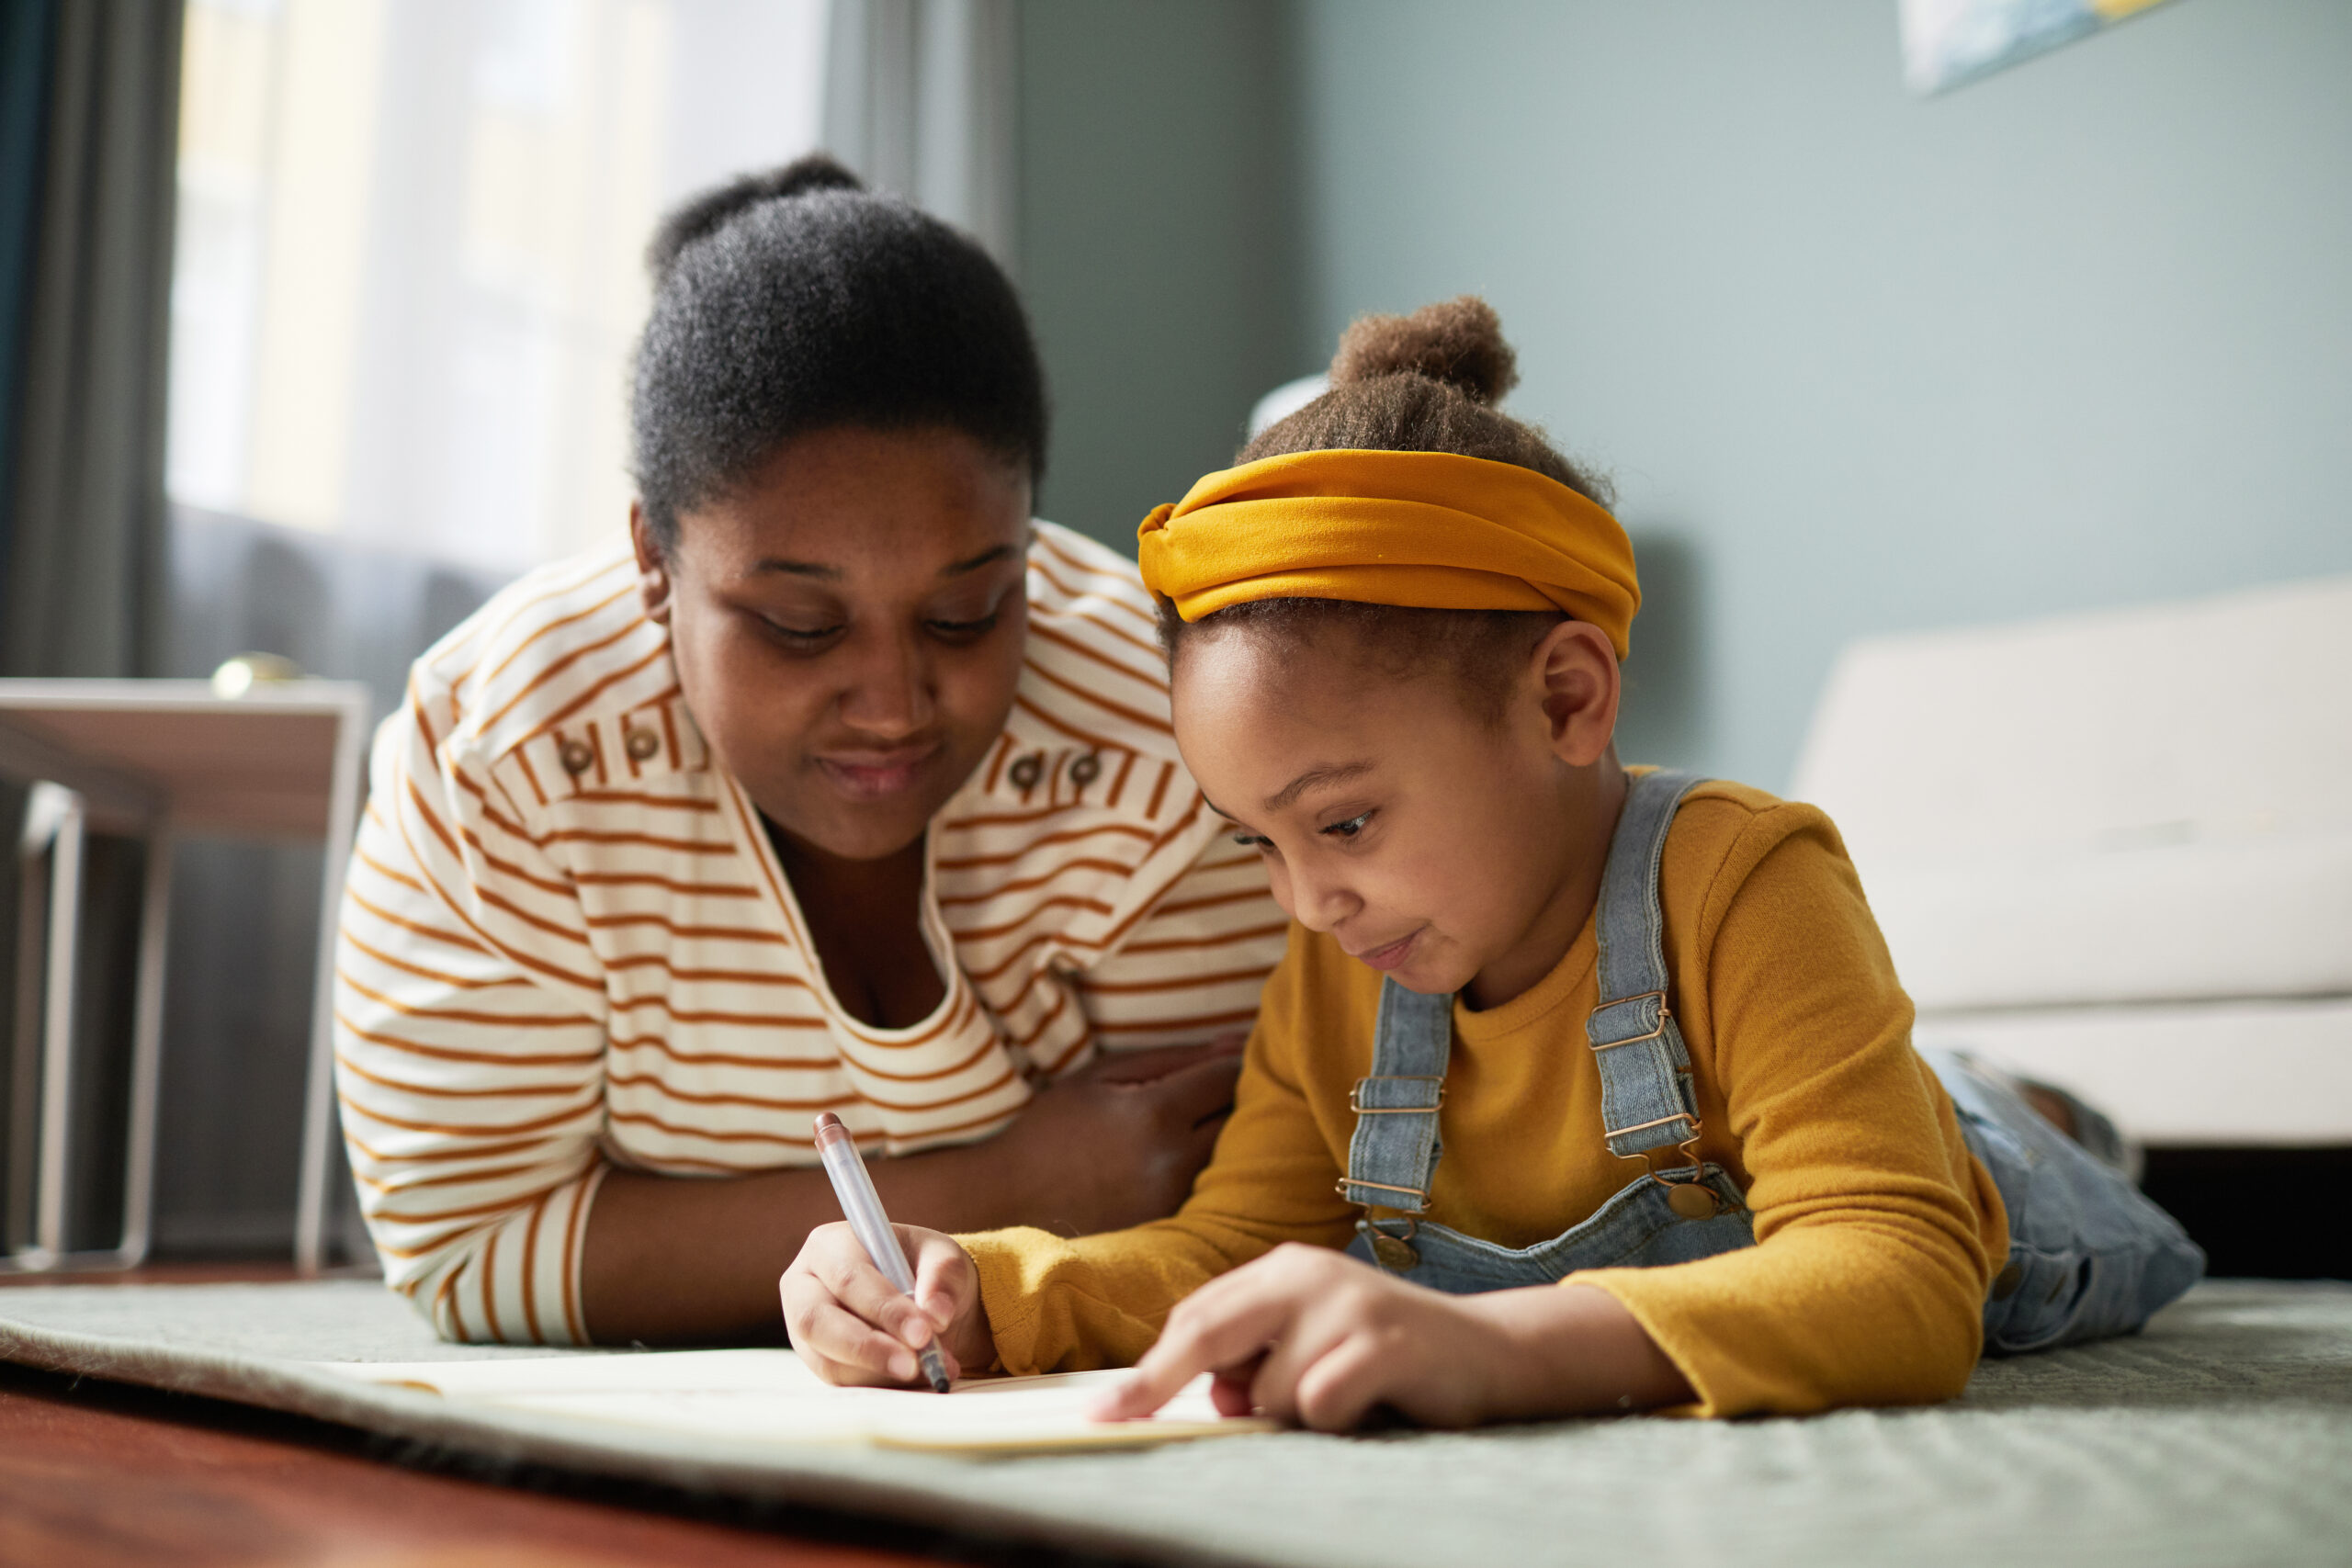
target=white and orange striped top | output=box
[334,523,1285,1345]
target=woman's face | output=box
[635,425,1032,862]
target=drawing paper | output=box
[309,1348,1272,1453]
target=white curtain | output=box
[823,0,1018,275]
[165,0,1016,579]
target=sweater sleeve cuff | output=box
[398,1159,607,1348]
[1566,1269,1737,1419]
[957,1225,1063,1376]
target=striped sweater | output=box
[334,523,1286,1344]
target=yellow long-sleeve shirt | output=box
[958,779,2008,1418]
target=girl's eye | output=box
[1319,812,1372,840]
[1229,831,1273,852]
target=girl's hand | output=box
[779,1223,995,1386]
[1091,1245,1695,1430]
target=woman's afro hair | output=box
[631,153,1046,547]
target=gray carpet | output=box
[3,1279,2348,1567]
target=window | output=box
[167,0,829,575]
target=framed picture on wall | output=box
[1900,0,2175,94]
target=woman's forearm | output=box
[578,1040,1246,1344]
[581,1137,1037,1344]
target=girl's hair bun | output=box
[1329,295,1519,406]
[647,152,867,284]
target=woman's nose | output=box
[836,627,935,738]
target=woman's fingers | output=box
[1153,1052,1245,1130]
[1081,1037,1235,1085]
[1079,1027,1247,1087]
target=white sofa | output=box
[1789,574,2352,1146]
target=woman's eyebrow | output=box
[751,558,842,580]
[748,545,1014,581]
[943,544,1016,577]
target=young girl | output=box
[779,299,2203,1423]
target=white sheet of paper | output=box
[307,1349,1273,1453]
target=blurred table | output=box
[0,681,369,1272]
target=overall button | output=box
[1068,752,1102,786]
[623,727,661,761]
[1368,1232,1419,1271]
[1007,751,1045,790]
[1667,1183,1720,1221]
[559,739,594,775]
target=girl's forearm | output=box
[1469,1282,1697,1419]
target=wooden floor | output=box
[0,1267,1097,1568]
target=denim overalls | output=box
[1339,769,2205,1356]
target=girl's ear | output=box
[1532,620,1621,768]
[631,502,676,626]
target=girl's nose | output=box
[836,627,935,739]
[1280,863,1360,934]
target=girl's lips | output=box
[816,748,938,800]
[1351,928,1422,973]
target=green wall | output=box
[1017,0,2352,786]
[1286,0,2352,786]
[1017,0,1305,550]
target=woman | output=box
[334,157,1285,1345]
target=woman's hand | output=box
[1090,1245,1696,1430]
[993,1035,1247,1235]
[780,1222,995,1386]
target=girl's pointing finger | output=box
[1087,1287,1295,1421]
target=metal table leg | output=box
[4,784,170,1271]
[294,703,368,1274]
[30,784,85,1268]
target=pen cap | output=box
[810,1110,917,1294]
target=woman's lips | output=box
[1349,928,1423,973]
[815,746,939,800]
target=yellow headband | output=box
[1136,448,1640,659]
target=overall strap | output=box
[1337,979,1453,1213]
[1586,769,1707,1160]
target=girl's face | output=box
[1171,620,1623,1010]
[634,425,1032,862]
